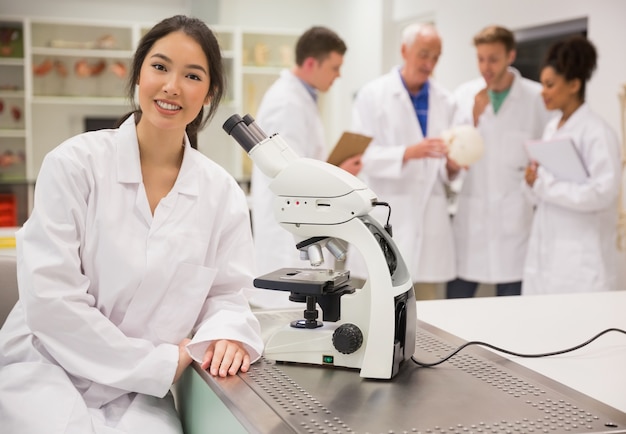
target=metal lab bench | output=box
[177,291,626,433]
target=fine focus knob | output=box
[332,323,363,354]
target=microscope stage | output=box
[254,268,350,295]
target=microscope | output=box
[223,114,416,379]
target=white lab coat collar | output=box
[280,69,318,107]
[388,67,443,139]
[505,67,527,101]
[389,67,410,97]
[470,67,525,99]
[467,67,526,118]
[115,114,199,197]
[386,68,422,131]
[558,103,590,132]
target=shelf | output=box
[0,178,31,186]
[0,91,25,98]
[31,47,133,59]
[32,96,128,106]
[0,60,25,97]
[31,21,133,54]
[0,129,25,138]
[0,58,24,66]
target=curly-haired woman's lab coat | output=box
[0,116,264,433]
[522,104,622,294]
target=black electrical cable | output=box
[372,201,393,237]
[366,201,397,273]
[411,327,626,368]
[372,201,392,227]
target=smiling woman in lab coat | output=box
[523,36,622,295]
[0,15,263,433]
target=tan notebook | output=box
[326,132,372,166]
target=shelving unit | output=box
[240,30,297,117]
[198,26,300,184]
[28,18,134,184]
[0,16,300,228]
[0,19,28,229]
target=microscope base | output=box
[264,323,365,372]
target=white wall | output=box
[0,0,190,22]
[200,0,331,28]
[318,0,384,146]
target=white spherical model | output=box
[441,125,485,166]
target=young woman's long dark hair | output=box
[117,15,225,149]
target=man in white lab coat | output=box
[350,23,458,299]
[447,25,552,298]
[251,26,362,276]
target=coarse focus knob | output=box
[332,323,363,354]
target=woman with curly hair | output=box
[523,36,622,294]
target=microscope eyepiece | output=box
[243,114,268,142]
[223,112,299,179]
[223,114,260,153]
[222,113,243,135]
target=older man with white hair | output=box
[348,23,459,299]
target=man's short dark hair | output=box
[295,26,347,65]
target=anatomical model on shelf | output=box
[33,58,126,79]
[254,43,269,66]
[0,149,25,168]
[0,99,21,123]
[0,27,23,58]
[48,34,116,50]
[74,59,106,77]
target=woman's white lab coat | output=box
[251,69,327,275]
[0,116,264,433]
[452,68,552,283]
[350,68,456,282]
[522,104,622,294]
